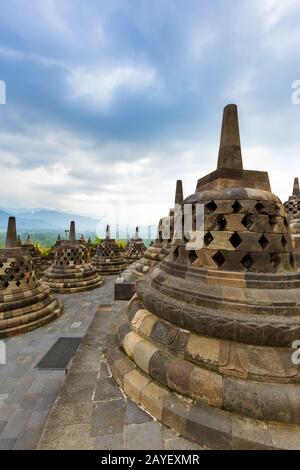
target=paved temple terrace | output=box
[0,276,202,450]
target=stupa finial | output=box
[135,227,139,239]
[69,221,76,242]
[293,177,300,196]
[217,104,243,170]
[106,225,110,239]
[174,180,183,205]
[5,216,18,248]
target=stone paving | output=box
[38,286,203,450]
[0,278,113,450]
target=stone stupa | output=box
[42,221,103,293]
[0,217,63,337]
[125,227,146,264]
[285,177,300,219]
[107,104,300,449]
[92,225,127,275]
[133,180,184,278]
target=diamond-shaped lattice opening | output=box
[188,250,197,265]
[283,218,289,228]
[281,236,287,248]
[290,254,295,268]
[3,281,9,288]
[270,253,281,271]
[229,232,242,248]
[232,201,242,213]
[205,200,217,213]
[16,280,21,287]
[217,215,227,230]
[259,235,269,250]
[255,202,265,213]
[204,232,214,247]
[241,214,253,230]
[269,215,276,227]
[241,254,254,271]
[212,251,225,268]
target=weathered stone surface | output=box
[0,217,63,338]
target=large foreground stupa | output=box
[42,221,102,293]
[0,217,63,337]
[107,104,300,449]
[133,180,184,278]
[92,225,126,275]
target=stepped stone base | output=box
[132,241,171,279]
[93,259,127,276]
[42,273,103,294]
[0,283,63,338]
[107,333,300,450]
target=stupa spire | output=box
[106,225,110,239]
[217,104,243,170]
[174,180,183,205]
[293,177,300,196]
[69,221,76,242]
[5,216,18,248]
[135,227,139,239]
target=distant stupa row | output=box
[108,104,300,449]
[0,217,63,337]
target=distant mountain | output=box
[0,208,158,240]
[0,208,100,232]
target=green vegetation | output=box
[0,231,152,250]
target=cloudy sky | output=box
[0,0,300,226]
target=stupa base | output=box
[43,278,103,294]
[0,298,63,338]
[93,262,127,276]
[107,333,300,450]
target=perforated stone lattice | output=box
[0,254,36,289]
[126,239,146,259]
[172,198,294,273]
[285,199,300,219]
[94,239,121,259]
[53,244,90,267]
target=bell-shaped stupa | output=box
[285,177,300,220]
[133,180,184,278]
[125,227,146,263]
[0,217,63,337]
[107,104,300,449]
[92,225,126,275]
[42,221,102,293]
